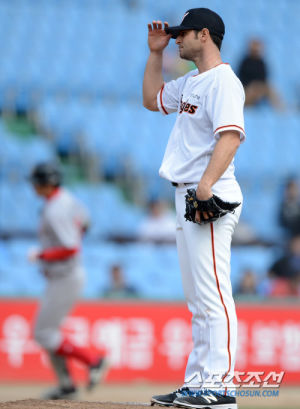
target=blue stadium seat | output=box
[231,246,278,292]
[0,239,45,296]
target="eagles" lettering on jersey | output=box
[179,97,198,115]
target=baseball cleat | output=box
[41,385,78,400]
[151,387,195,406]
[173,389,237,408]
[87,356,109,391]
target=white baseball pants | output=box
[175,181,242,390]
[34,270,84,350]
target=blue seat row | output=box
[0,0,298,104]
[0,238,280,299]
[35,98,300,179]
[1,104,300,241]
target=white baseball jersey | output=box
[157,63,245,184]
[38,188,89,278]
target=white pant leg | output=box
[34,270,84,350]
[176,219,210,386]
[175,185,242,389]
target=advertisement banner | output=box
[0,300,299,384]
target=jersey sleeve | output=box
[75,201,90,233]
[47,210,80,248]
[156,71,195,116]
[39,247,78,261]
[206,70,246,141]
[156,81,179,115]
[46,200,89,248]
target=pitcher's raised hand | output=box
[147,21,171,52]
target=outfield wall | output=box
[0,300,299,385]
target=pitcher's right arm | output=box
[143,21,171,111]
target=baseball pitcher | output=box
[143,8,245,409]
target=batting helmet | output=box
[29,162,62,187]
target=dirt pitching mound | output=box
[0,400,151,409]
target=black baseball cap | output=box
[29,162,62,187]
[165,8,225,40]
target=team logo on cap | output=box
[181,11,189,23]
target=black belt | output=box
[171,182,194,187]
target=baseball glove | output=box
[184,188,240,225]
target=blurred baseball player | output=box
[143,8,245,409]
[28,162,107,400]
